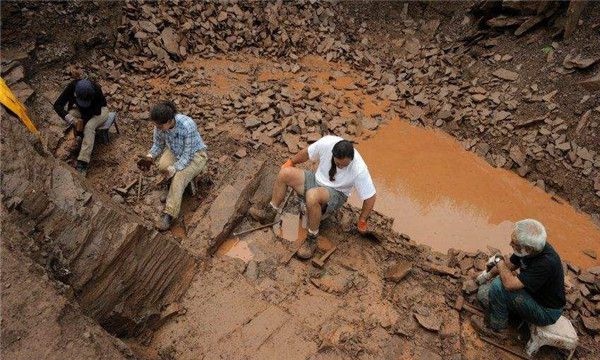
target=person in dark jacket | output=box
[53,79,108,174]
[472,219,566,339]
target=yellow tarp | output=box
[0,77,39,134]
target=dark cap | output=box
[75,79,95,108]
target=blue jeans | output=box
[477,278,562,331]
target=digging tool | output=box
[312,245,337,268]
[478,335,531,360]
[453,296,485,317]
[114,178,139,196]
[136,172,143,201]
[233,219,282,237]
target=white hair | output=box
[514,219,547,252]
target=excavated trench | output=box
[1,114,197,338]
[3,2,600,358]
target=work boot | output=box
[469,315,507,340]
[156,213,173,231]
[76,160,88,176]
[248,204,278,224]
[296,233,318,260]
[160,190,168,203]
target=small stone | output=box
[582,316,600,333]
[462,279,478,295]
[139,20,158,33]
[244,260,259,281]
[583,249,598,260]
[361,116,378,131]
[160,27,180,56]
[381,85,398,101]
[384,261,412,282]
[492,68,519,81]
[111,194,125,204]
[472,94,487,103]
[493,111,511,123]
[414,313,442,332]
[234,148,247,159]
[579,272,597,284]
[244,115,261,129]
[567,263,581,275]
[509,145,526,167]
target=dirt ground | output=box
[2,1,600,359]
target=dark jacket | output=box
[53,79,107,122]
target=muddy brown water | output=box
[350,118,600,269]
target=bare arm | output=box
[497,260,524,291]
[487,261,517,278]
[359,194,376,222]
[290,147,310,165]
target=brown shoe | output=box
[469,315,507,340]
[156,213,173,231]
[248,204,278,224]
[296,233,318,260]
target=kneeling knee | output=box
[489,278,506,297]
[305,189,320,206]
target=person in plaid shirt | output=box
[138,101,208,230]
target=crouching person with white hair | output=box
[471,219,566,338]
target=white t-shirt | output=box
[307,135,376,200]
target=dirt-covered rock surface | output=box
[2,1,600,359]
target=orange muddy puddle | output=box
[350,119,600,269]
[216,237,254,262]
[273,212,334,252]
[274,212,307,245]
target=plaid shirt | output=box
[149,114,207,171]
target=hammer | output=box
[311,246,337,268]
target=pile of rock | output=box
[2,56,34,104]
[116,0,360,70]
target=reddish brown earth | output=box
[2,1,600,360]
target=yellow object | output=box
[0,77,38,134]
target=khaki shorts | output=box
[303,170,347,216]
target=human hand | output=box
[486,254,502,271]
[160,165,176,179]
[357,219,368,233]
[137,154,154,172]
[64,113,76,125]
[281,159,294,169]
[476,270,491,285]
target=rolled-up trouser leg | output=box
[477,281,493,309]
[77,107,109,163]
[164,151,208,218]
[487,277,562,331]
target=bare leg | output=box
[305,187,330,232]
[271,167,305,207]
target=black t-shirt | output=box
[510,243,566,309]
[53,79,107,122]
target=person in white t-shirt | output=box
[249,135,377,260]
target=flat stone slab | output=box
[189,159,266,256]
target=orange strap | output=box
[0,77,39,134]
